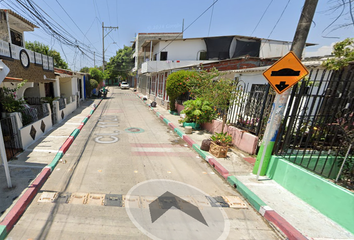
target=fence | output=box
[0,115,22,160]
[24,97,42,105]
[58,98,66,110]
[20,104,50,127]
[227,82,275,137]
[273,66,354,190]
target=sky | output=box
[1,0,352,71]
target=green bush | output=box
[166,70,196,111]
[90,79,98,88]
[180,98,216,125]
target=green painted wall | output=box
[267,156,354,234]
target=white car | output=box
[120,82,129,89]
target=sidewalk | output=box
[0,97,102,239]
[135,92,354,240]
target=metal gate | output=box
[0,115,22,160]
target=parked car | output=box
[121,82,129,89]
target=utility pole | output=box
[253,0,319,178]
[94,52,95,67]
[102,22,118,73]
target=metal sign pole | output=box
[0,126,12,188]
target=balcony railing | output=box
[0,39,54,71]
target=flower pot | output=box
[183,122,201,130]
[209,142,228,158]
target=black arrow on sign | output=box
[149,191,208,226]
[275,81,289,92]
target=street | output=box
[6,87,280,240]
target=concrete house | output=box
[132,33,314,109]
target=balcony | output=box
[0,39,54,71]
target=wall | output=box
[59,77,72,101]
[201,57,276,71]
[267,156,354,234]
[19,104,53,149]
[260,40,291,58]
[22,82,38,98]
[202,119,259,155]
[154,39,206,61]
[2,59,55,81]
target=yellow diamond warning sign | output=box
[263,51,309,94]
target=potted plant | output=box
[180,98,216,130]
[209,132,233,158]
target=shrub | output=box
[180,98,216,125]
[166,70,196,111]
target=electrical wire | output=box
[250,0,274,36]
[161,0,220,52]
[267,0,291,39]
[207,0,216,36]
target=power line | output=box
[250,0,274,36]
[161,0,220,52]
[207,0,216,36]
[267,0,291,39]
[55,0,100,53]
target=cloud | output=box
[304,43,335,57]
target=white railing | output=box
[0,39,54,71]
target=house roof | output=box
[4,9,38,29]
[230,60,324,74]
[139,34,316,48]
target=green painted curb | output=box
[90,109,94,115]
[163,118,171,124]
[192,144,209,160]
[82,117,89,124]
[0,225,7,240]
[227,176,266,211]
[47,152,64,171]
[174,128,184,138]
[252,141,275,175]
[70,129,80,139]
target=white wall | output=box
[19,104,53,149]
[260,40,292,59]
[59,77,72,101]
[154,39,206,61]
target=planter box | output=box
[183,122,201,130]
[209,142,228,158]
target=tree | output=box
[89,68,104,83]
[25,41,69,69]
[166,70,196,111]
[323,38,354,70]
[188,68,240,133]
[105,46,134,80]
[80,67,90,73]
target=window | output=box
[160,52,168,61]
[10,29,23,47]
[199,51,207,60]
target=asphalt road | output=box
[6,87,280,240]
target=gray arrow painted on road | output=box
[149,191,208,226]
